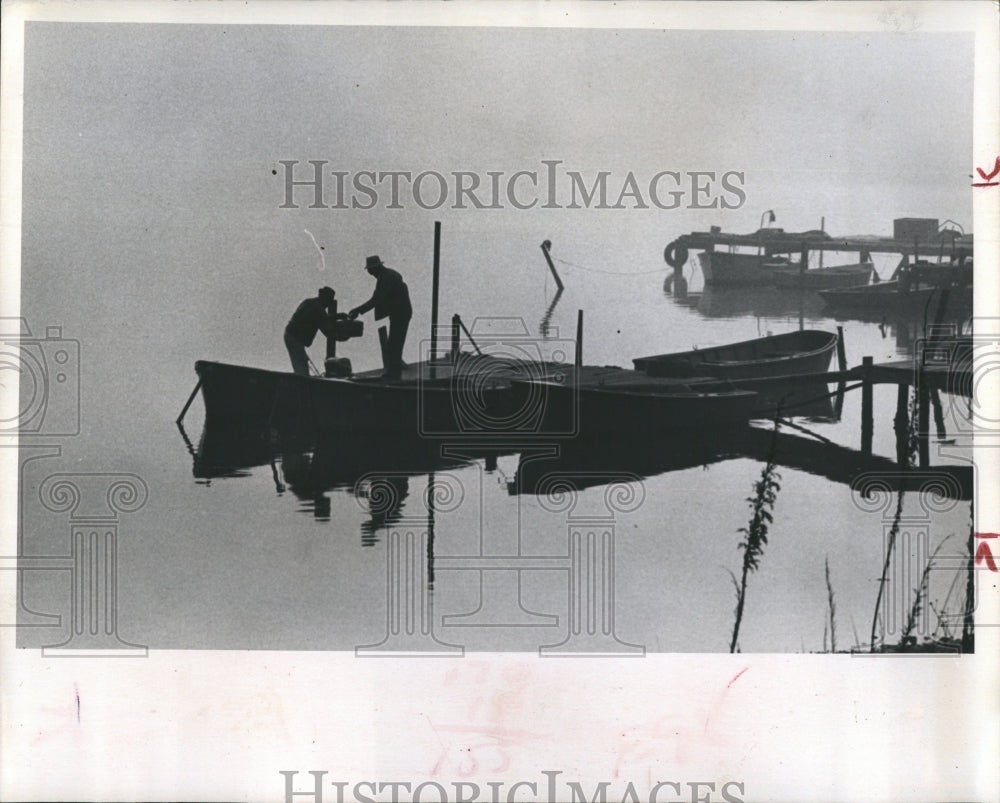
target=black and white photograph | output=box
[2,1,998,801]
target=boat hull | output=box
[700,251,799,286]
[194,360,531,440]
[632,330,838,380]
[771,262,874,289]
[510,380,758,435]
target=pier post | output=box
[541,240,565,292]
[575,309,584,372]
[832,327,847,421]
[894,383,910,466]
[450,314,461,363]
[431,221,441,379]
[861,356,873,457]
[836,326,847,372]
[799,243,808,280]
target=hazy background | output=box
[17,23,974,651]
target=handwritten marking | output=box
[975,533,998,572]
[74,683,80,724]
[727,666,749,689]
[972,157,1000,187]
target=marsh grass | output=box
[900,535,952,645]
[824,555,837,654]
[729,414,782,653]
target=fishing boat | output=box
[193,353,561,441]
[666,217,973,287]
[699,251,801,287]
[632,330,838,380]
[508,366,758,435]
[770,261,874,289]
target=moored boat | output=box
[699,251,800,287]
[509,366,758,435]
[194,354,559,441]
[818,281,973,312]
[771,261,874,289]
[632,330,838,380]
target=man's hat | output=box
[364,255,385,270]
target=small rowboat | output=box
[509,366,758,435]
[770,261,874,289]
[632,330,838,380]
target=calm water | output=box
[15,219,976,653]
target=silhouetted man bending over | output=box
[285,286,339,376]
[349,256,412,380]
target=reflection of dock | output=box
[737,427,971,500]
[505,427,971,501]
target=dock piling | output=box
[431,221,442,379]
[575,309,583,372]
[541,240,565,292]
[451,314,461,363]
[833,326,847,421]
[861,356,873,457]
[835,326,847,372]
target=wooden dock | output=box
[672,229,973,260]
[722,349,972,468]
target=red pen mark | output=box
[975,533,998,572]
[727,666,749,689]
[972,157,1000,187]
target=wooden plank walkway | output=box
[674,231,973,258]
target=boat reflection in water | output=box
[678,285,828,320]
[186,423,506,540]
[507,428,744,496]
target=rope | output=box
[553,256,671,277]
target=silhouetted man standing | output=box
[284,286,338,376]
[349,256,412,380]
